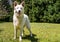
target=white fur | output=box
[13,4,32,42]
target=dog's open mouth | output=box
[18,12,21,15]
[18,11,21,15]
[18,12,20,14]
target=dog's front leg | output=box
[14,26,17,39]
[19,26,24,42]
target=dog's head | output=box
[14,1,24,16]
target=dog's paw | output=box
[19,36,22,42]
[30,33,33,37]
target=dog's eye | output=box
[17,7,19,9]
[21,8,22,9]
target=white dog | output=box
[13,1,32,42]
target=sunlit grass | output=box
[0,22,60,42]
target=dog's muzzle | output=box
[18,10,21,14]
[19,10,20,13]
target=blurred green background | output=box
[0,0,60,23]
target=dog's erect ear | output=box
[20,1,24,7]
[14,1,18,7]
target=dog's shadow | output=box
[22,34,38,42]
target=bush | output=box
[25,0,60,23]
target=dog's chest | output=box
[14,16,23,28]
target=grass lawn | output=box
[0,22,60,42]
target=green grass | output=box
[0,22,60,42]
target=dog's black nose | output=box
[19,10,21,12]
